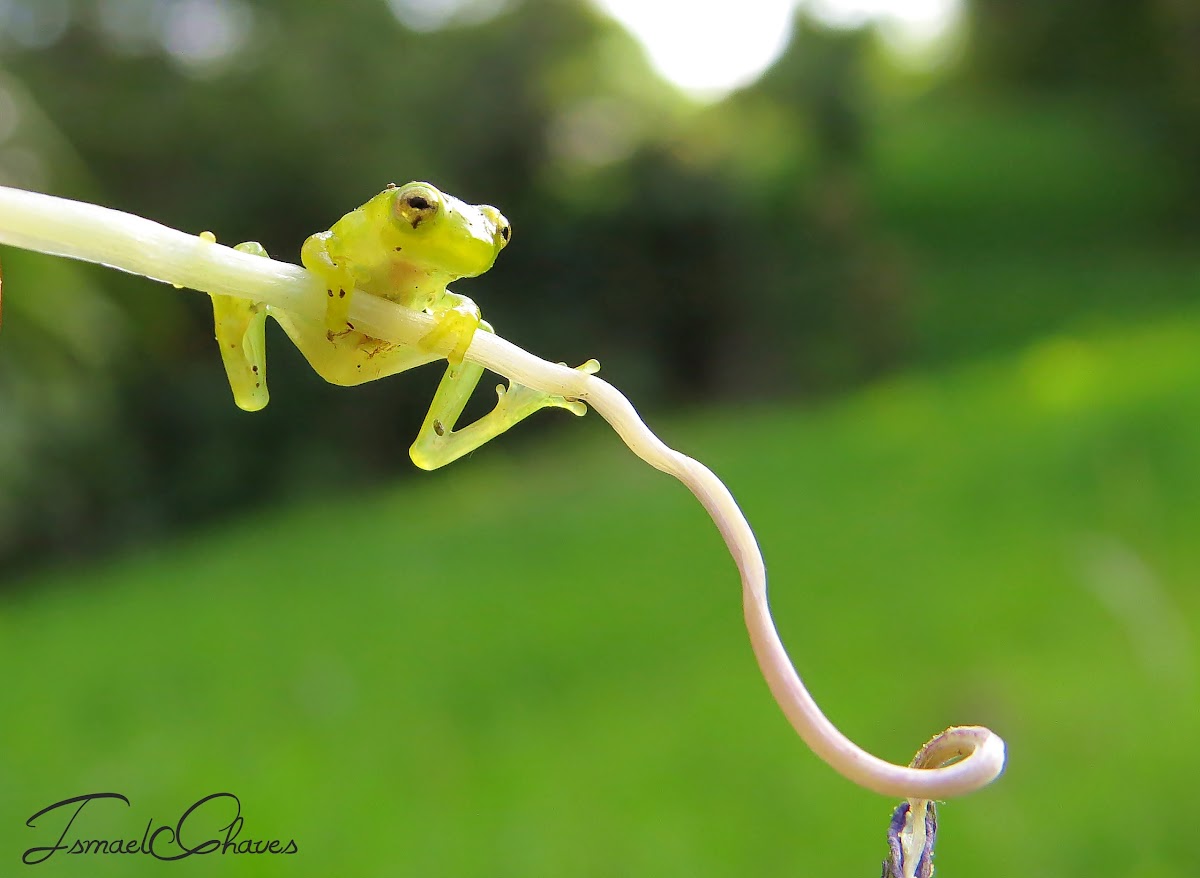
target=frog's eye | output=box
[394,184,441,229]
[480,205,512,250]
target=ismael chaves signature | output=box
[22,792,298,864]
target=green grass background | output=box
[3,308,1199,876]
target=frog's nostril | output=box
[478,204,511,249]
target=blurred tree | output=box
[963,0,1200,225]
[513,14,906,401]
[0,69,169,564]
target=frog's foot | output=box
[299,231,357,334]
[409,358,598,470]
[498,358,600,418]
[418,307,480,366]
[209,240,270,411]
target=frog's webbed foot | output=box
[497,358,601,418]
[210,239,270,411]
[409,356,600,470]
[418,298,481,366]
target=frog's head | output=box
[384,181,510,280]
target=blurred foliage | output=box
[964,0,1200,215]
[0,0,1195,568]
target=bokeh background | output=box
[1,0,1198,874]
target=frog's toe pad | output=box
[555,358,600,375]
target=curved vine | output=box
[0,184,1006,799]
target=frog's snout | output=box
[480,205,512,252]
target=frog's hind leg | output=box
[210,240,271,412]
[409,354,601,471]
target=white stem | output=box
[0,184,1006,799]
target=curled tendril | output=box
[882,727,992,877]
[0,184,1007,800]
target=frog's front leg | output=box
[300,230,359,336]
[410,353,601,471]
[209,240,270,412]
[418,290,481,366]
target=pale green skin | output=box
[209,182,598,469]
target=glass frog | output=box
[208,182,598,469]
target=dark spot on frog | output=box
[327,289,333,297]
[252,365,258,373]
[346,322,355,330]
[500,225,510,242]
[433,419,446,437]
[395,246,403,252]
[338,289,346,298]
